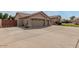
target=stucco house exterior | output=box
[72,17,79,25]
[15,11,61,28]
[50,16,61,25]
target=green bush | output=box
[3,13,8,19]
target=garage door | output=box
[31,19,45,27]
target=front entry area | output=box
[31,19,45,28]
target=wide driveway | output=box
[0,26,79,48]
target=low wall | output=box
[2,20,17,27]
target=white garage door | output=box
[31,19,45,27]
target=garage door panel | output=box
[31,19,44,27]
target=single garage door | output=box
[31,19,45,27]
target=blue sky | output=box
[0,11,79,19]
[44,11,79,18]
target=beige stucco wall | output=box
[16,19,22,27]
[50,18,60,25]
[0,19,2,27]
[15,13,29,27]
[23,18,32,27]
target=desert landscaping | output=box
[0,25,79,48]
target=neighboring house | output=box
[50,16,61,25]
[72,17,79,24]
[15,11,52,28]
[15,11,61,28]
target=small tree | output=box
[8,15,15,20]
[0,13,3,19]
[12,16,15,20]
[61,19,71,23]
[70,16,75,20]
[8,15,12,20]
[3,13,8,19]
[9,15,12,18]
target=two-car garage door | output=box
[31,19,45,27]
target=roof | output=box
[49,16,59,19]
[19,11,51,20]
[15,12,31,18]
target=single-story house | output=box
[15,11,61,28]
[50,16,61,25]
[72,17,79,25]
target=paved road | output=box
[0,26,79,48]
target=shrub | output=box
[55,22,62,25]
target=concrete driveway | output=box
[0,26,79,48]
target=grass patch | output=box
[62,23,79,27]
